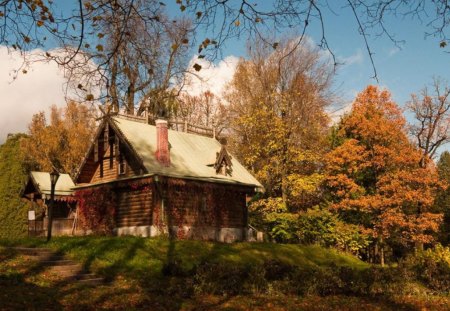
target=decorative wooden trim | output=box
[214,145,233,176]
[74,118,109,182]
[108,118,148,173]
[75,117,148,183]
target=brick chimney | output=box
[155,119,170,167]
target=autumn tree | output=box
[324,85,443,264]
[176,91,228,136]
[226,38,334,210]
[436,151,450,245]
[21,101,96,177]
[63,1,192,114]
[408,78,450,167]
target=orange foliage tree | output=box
[325,86,443,264]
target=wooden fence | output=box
[28,218,76,237]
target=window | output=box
[201,195,207,213]
[109,137,114,169]
[103,126,109,151]
[94,142,99,162]
[118,154,126,175]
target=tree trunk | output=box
[109,52,119,112]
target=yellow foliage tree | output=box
[21,101,96,177]
[226,38,334,210]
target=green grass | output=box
[0,236,368,280]
[1,237,449,310]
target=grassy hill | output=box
[1,237,449,310]
[2,236,368,280]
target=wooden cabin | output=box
[22,171,78,236]
[74,115,262,242]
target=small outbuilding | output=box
[22,171,77,236]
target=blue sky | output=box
[202,3,450,108]
[163,1,449,115]
[56,1,450,107]
[1,1,449,154]
[314,6,449,107]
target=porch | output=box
[28,218,78,237]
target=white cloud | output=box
[388,47,401,57]
[338,49,364,68]
[0,46,68,143]
[327,101,353,124]
[183,56,240,97]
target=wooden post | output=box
[46,183,56,242]
[46,170,60,242]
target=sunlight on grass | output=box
[0,236,369,279]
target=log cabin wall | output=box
[115,187,153,228]
[164,179,249,229]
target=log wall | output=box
[164,181,249,229]
[115,187,153,227]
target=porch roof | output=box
[29,171,75,196]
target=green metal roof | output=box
[30,171,75,196]
[111,117,262,188]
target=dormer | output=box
[214,138,233,176]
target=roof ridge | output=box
[112,115,217,139]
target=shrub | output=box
[193,261,249,296]
[263,259,295,281]
[249,200,370,251]
[399,244,450,293]
[289,266,346,296]
[249,198,299,243]
[297,206,370,255]
[190,253,449,298]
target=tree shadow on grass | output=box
[2,239,443,311]
[0,244,183,310]
[0,273,63,311]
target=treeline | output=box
[220,40,450,265]
[1,39,450,264]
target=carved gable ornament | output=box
[214,139,233,176]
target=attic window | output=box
[214,139,233,176]
[94,142,99,162]
[118,153,126,175]
[104,125,109,150]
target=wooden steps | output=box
[10,247,105,286]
